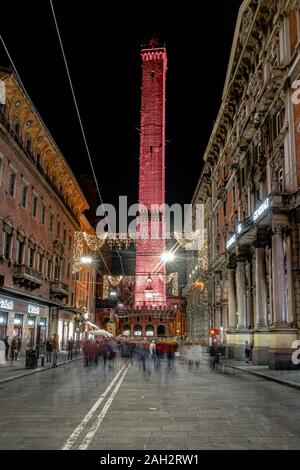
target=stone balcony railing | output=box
[13,264,44,290]
[50,281,69,300]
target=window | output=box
[69,235,72,250]
[67,262,70,279]
[29,247,35,267]
[47,259,52,279]
[41,205,46,225]
[57,220,60,239]
[26,137,32,154]
[63,229,67,244]
[36,151,41,167]
[16,240,24,265]
[8,169,16,197]
[49,213,54,232]
[275,109,285,136]
[233,184,236,205]
[39,254,43,273]
[278,168,284,192]
[31,194,38,217]
[20,183,28,208]
[0,154,3,185]
[14,119,20,137]
[3,232,12,259]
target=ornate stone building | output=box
[0,68,96,350]
[191,0,300,368]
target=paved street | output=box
[1,356,300,450]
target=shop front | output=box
[0,294,49,351]
[57,310,74,350]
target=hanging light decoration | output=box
[194,279,205,291]
[73,231,107,273]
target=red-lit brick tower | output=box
[134,40,167,308]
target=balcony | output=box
[13,264,44,290]
[50,281,69,300]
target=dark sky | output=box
[0,0,243,212]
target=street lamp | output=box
[160,251,175,263]
[80,255,93,264]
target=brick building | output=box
[188,0,300,368]
[0,68,96,351]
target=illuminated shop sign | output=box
[226,234,236,250]
[237,223,242,234]
[0,298,14,310]
[253,198,269,222]
[28,304,40,315]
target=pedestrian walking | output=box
[67,337,74,360]
[3,336,9,361]
[149,340,156,359]
[16,336,21,360]
[83,339,94,367]
[166,344,175,369]
[46,337,53,362]
[245,340,251,363]
[10,337,18,363]
[52,334,60,367]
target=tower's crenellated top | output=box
[141,38,167,62]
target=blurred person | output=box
[83,339,94,367]
[10,336,18,363]
[46,337,53,362]
[52,334,60,367]
[16,336,21,360]
[3,336,9,361]
[67,337,74,360]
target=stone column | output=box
[255,245,268,328]
[228,266,237,329]
[236,258,247,329]
[272,226,288,326]
[285,233,295,324]
[246,259,254,328]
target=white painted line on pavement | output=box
[62,362,128,450]
[78,363,131,450]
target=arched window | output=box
[133,325,142,336]
[157,325,166,336]
[122,324,130,336]
[145,325,154,337]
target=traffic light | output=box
[209,328,219,336]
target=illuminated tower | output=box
[134,40,167,307]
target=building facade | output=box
[0,68,95,351]
[189,0,300,368]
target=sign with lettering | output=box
[0,298,14,310]
[226,234,236,250]
[28,304,40,315]
[253,198,269,222]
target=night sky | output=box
[1,0,243,276]
[1,0,242,208]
